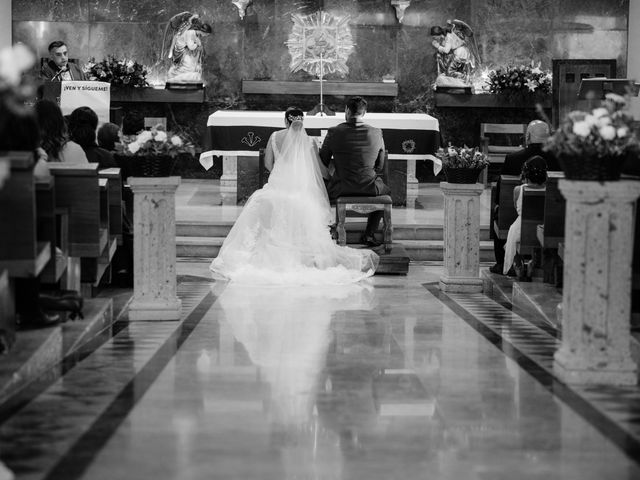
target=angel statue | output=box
[430,19,481,89]
[161,12,212,84]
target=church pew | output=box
[36,176,69,284]
[495,175,521,238]
[0,156,15,353]
[540,172,565,248]
[0,151,51,278]
[81,178,118,289]
[519,187,546,258]
[538,172,565,286]
[99,168,123,245]
[48,163,104,258]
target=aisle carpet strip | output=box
[0,283,214,480]
[425,284,640,465]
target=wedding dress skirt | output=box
[210,121,379,285]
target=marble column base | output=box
[220,155,237,205]
[128,298,183,321]
[439,275,484,293]
[554,348,637,386]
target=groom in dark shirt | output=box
[319,96,391,246]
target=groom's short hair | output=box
[346,97,367,116]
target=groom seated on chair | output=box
[319,96,391,247]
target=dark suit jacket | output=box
[501,143,560,176]
[40,60,87,81]
[319,120,389,201]
[496,143,560,198]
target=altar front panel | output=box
[200,111,441,166]
[200,111,441,206]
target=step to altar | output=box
[176,220,493,262]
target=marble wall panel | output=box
[202,23,245,101]
[87,22,167,82]
[347,26,397,82]
[13,20,90,66]
[12,0,88,22]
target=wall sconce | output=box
[232,0,253,20]
[390,0,411,24]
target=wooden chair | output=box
[336,152,393,253]
[480,123,527,185]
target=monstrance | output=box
[286,11,354,116]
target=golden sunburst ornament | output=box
[286,11,354,78]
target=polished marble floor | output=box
[1,263,639,480]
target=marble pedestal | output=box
[128,177,182,321]
[439,182,484,293]
[554,180,640,385]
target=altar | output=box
[199,111,441,206]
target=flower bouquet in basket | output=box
[115,125,196,177]
[486,62,552,97]
[544,93,639,181]
[84,56,148,88]
[436,145,489,183]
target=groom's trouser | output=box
[364,181,392,236]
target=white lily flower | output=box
[137,130,153,143]
[572,121,591,137]
[598,125,616,141]
[154,130,167,142]
[171,135,183,146]
[128,142,141,154]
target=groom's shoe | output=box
[360,233,381,247]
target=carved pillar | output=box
[406,159,418,209]
[220,155,237,206]
[439,182,484,293]
[554,180,640,385]
[128,177,182,321]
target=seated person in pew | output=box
[35,99,88,163]
[503,156,548,276]
[491,120,558,273]
[97,122,122,152]
[67,106,117,169]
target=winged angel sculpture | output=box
[162,12,212,84]
[430,19,481,89]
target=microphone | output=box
[50,66,67,82]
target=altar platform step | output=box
[176,236,494,262]
[176,220,492,242]
[0,297,116,409]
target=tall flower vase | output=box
[554,180,640,385]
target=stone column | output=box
[406,159,419,209]
[554,180,640,385]
[220,155,237,205]
[439,182,484,293]
[128,177,182,321]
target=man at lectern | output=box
[40,40,87,82]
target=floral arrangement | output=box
[436,145,490,169]
[544,93,639,160]
[0,43,36,121]
[84,56,148,88]
[117,125,196,158]
[486,62,552,95]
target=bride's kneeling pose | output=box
[210,107,379,285]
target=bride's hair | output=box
[284,106,304,126]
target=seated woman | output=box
[35,99,88,163]
[503,155,548,276]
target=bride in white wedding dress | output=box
[210,108,379,285]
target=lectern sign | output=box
[59,81,111,124]
[286,11,354,78]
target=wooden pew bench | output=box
[0,151,50,278]
[538,172,565,286]
[519,187,546,277]
[36,176,69,284]
[47,163,116,295]
[493,174,521,240]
